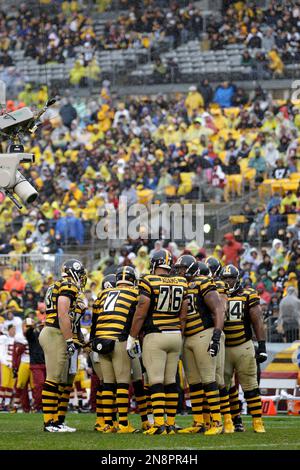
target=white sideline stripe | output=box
[144,443,300,450]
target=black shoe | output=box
[166,425,177,434]
[233,416,245,432]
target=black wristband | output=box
[212,328,222,342]
[258,340,266,353]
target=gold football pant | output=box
[225,340,262,419]
[224,341,258,392]
[183,328,219,384]
[99,340,131,426]
[142,332,182,385]
[142,332,182,427]
[39,326,68,383]
[39,326,71,425]
[183,328,222,424]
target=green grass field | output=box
[0,414,299,450]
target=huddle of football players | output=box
[39,249,267,435]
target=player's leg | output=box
[142,333,167,435]
[99,352,116,432]
[192,328,223,435]
[179,335,205,433]
[30,364,45,411]
[39,326,67,431]
[235,341,265,433]
[112,340,137,433]
[90,354,104,430]
[224,345,244,431]
[164,333,182,434]
[14,362,31,412]
[131,355,150,430]
[216,332,234,433]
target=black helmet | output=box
[205,256,222,277]
[197,261,210,276]
[116,266,136,286]
[174,255,198,279]
[61,259,86,288]
[150,249,172,273]
[220,264,240,293]
[101,274,116,290]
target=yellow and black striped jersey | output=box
[138,274,188,334]
[224,287,260,347]
[215,279,227,295]
[185,276,217,336]
[45,279,80,329]
[93,286,139,341]
[70,293,87,341]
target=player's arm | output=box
[204,289,224,357]
[204,290,224,330]
[218,293,227,319]
[58,295,73,341]
[129,294,150,339]
[249,303,267,363]
[179,298,189,334]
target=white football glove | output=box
[126,335,141,359]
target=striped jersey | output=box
[45,279,80,329]
[93,286,139,341]
[223,287,260,347]
[185,276,217,336]
[215,279,227,295]
[70,293,87,341]
[138,274,188,334]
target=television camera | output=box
[0,98,56,209]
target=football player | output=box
[12,325,31,412]
[174,255,225,436]
[90,274,116,432]
[39,259,86,432]
[127,249,188,435]
[92,267,140,434]
[205,257,234,433]
[0,324,16,411]
[220,265,267,433]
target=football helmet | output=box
[150,249,172,273]
[101,274,116,290]
[116,266,136,286]
[174,255,198,279]
[61,259,87,288]
[205,256,222,277]
[197,261,210,276]
[220,264,240,293]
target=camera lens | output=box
[13,171,38,204]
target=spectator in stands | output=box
[268,48,284,77]
[281,191,299,214]
[213,81,235,108]
[59,99,78,129]
[222,232,242,266]
[272,158,290,180]
[277,286,300,342]
[246,27,263,49]
[55,208,85,245]
[185,85,204,119]
[232,87,248,107]
[153,58,168,83]
[248,148,267,183]
[197,79,213,109]
[4,271,26,294]
[241,50,253,67]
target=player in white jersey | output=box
[0,325,16,410]
[12,325,32,412]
